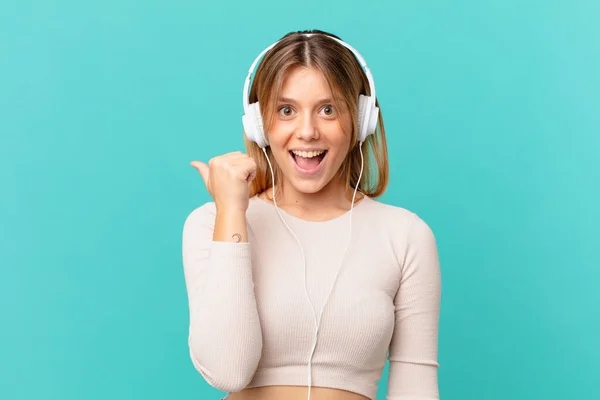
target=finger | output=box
[244,159,258,183]
[246,168,257,183]
[227,158,256,182]
[190,161,209,186]
[222,151,244,158]
[223,152,248,161]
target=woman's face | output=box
[267,65,353,196]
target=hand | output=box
[190,151,257,213]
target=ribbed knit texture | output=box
[181,195,442,400]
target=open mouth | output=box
[289,150,328,175]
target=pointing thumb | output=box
[190,161,209,186]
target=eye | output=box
[278,105,295,117]
[321,104,335,116]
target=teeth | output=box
[291,150,326,158]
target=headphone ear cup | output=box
[366,104,379,137]
[243,102,268,148]
[357,94,379,142]
[242,106,256,144]
[253,103,268,147]
[357,95,367,143]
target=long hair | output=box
[245,29,389,200]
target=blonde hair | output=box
[244,29,389,200]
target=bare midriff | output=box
[226,386,370,400]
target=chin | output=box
[288,179,327,194]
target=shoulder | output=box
[408,212,436,243]
[362,196,416,228]
[362,197,437,248]
[184,201,216,221]
[182,201,217,233]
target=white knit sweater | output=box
[182,195,442,399]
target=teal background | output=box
[1,0,598,399]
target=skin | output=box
[227,386,370,400]
[191,66,368,400]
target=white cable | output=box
[261,142,365,400]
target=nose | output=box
[295,112,320,141]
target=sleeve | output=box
[181,202,263,393]
[386,212,442,400]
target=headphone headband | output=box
[242,33,376,111]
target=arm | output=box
[386,212,442,400]
[182,202,263,392]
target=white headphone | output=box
[240,33,377,400]
[242,33,379,148]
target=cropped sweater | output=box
[181,194,442,399]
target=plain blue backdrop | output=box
[1,1,599,399]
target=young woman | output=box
[183,30,442,400]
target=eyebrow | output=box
[277,97,333,104]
